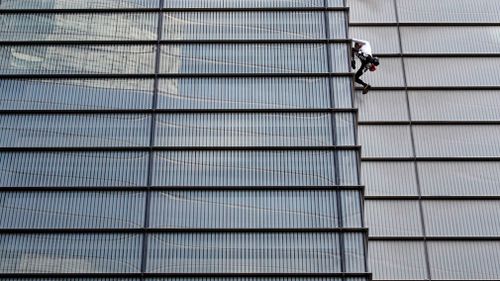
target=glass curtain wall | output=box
[0,1,368,281]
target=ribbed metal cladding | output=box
[423,200,500,236]
[401,26,500,54]
[355,90,408,121]
[0,45,156,75]
[0,79,154,110]
[349,27,400,54]
[357,57,405,87]
[0,279,363,281]
[345,0,397,23]
[162,12,346,40]
[0,233,143,273]
[358,125,413,157]
[365,200,423,236]
[159,44,349,73]
[428,241,500,279]
[0,13,158,41]
[152,151,358,186]
[149,190,342,228]
[413,125,500,157]
[409,90,500,121]
[368,241,428,280]
[0,191,145,228]
[0,152,148,187]
[418,161,500,196]
[146,233,347,273]
[0,0,158,9]
[0,114,151,147]
[155,113,342,147]
[361,162,419,196]
[405,57,500,87]
[396,0,500,23]
[163,0,330,8]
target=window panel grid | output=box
[0,0,159,9]
[163,0,331,8]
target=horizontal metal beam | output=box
[0,272,371,279]
[0,228,369,234]
[358,121,500,125]
[365,195,500,200]
[350,22,500,27]
[0,108,357,115]
[0,146,360,152]
[361,157,500,161]
[369,236,500,241]
[359,86,500,91]
[0,7,349,13]
[376,53,500,58]
[0,39,351,45]
[0,185,365,192]
[0,73,354,79]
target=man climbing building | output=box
[351,38,379,94]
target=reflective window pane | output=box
[0,79,154,110]
[358,125,413,157]
[365,200,422,236]
[150,190,347,228]
[153,150,358,186]
[362,162,418,196]
[160,44,349,73]
[0,152,148,187]
[0,234,142,273]
[147,233,349,273]
[158,77,351,109]
[0,13,157,41]
[0,114,151,147]
[154,113,356,147]
[369,241,428,280]
[163,12,346,40]
[0,192,145,228]
[355,90,408,121]
[164,0,328,8]
[0,45,156,75]
[346,0,397,23]
[349,26,400,53]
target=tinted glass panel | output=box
[346,0,396,23]
[158,77,351,109]
[361,162,418,196]
[0,152,148,187]
[0,0,158,9]
[163,12,346,40]
[147,233,353,273]
[0,192,144,228]
[150,190,347,228]
[0,45,156,74]
[358,125,413,157]
[0,13,157,41]
[355,90,408,121]
[0,234,142,273]
[349,26,400,53]
[365,200,422,236]
[152,150,358,186]
[160,44,349,73]
[0,114,151,147]
[164,0,328,8]
[0,79,153,110]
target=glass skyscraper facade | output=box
[348,0,500,280]
[0,1,369,280]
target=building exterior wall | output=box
[0,1,369,281]
[348,0,500,280]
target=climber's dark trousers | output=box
[355,61,369,87]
